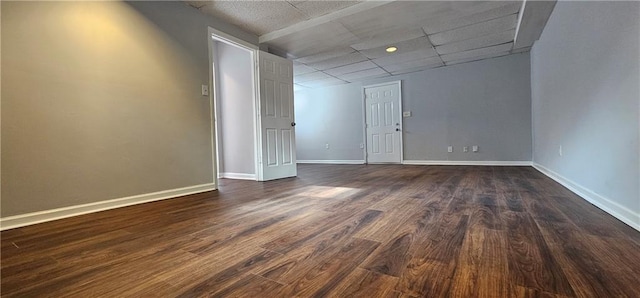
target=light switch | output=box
[448,146,453,153]
[201,85,209,96]
[403,111,412,117]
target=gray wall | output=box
[295,84,366,161]
[1,1,256,217]
[295,53,532,162]
[531,1,639,225]
[214,41,256,176]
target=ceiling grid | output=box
[186,0,555,89]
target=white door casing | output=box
[257,51,297,181]
[364,81,403,163]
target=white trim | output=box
[219,173,257,180]
[209,27,258,51]
[532,163,640,232]
[0,183,216,231]
[402,160,533,166]
[255,51,265,181]
[362,80,403,164]
[208,28,220,188]
[297,160,366,165]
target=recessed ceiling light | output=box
[386,46,398,53]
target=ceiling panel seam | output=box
[421,27,446,67]
[426,12,520,36]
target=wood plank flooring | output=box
[2,165,639,297]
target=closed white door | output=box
[364,82,402,163]
[257,51,297,181]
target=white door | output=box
[257,51,297,181]
[364,82,402,163]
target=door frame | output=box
[207,27,261,184]
[361,80,404,164]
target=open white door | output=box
[364,81,403,163]
[257,51,296,181]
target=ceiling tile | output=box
[380,56,443,73]
[390,64,444,75]
[290,1,363,19]
[422,1,521,34]
[293,62,316,76]
[336,1,446,38]
[198,1,307,35]
[306,52,368,70]
[440,43,514,62]
[265,22,359,58]
[288,1,307,6]
[359,37,432,59]
[294,48,355,64]
[297,77,348,88]
[429,14,518,45]
[294,71,332,83]
[350,28,425,51]
[435,29,515,55]
[445,51,512,66]
[336,67,389,82]
[372,48,439,66]
[324,61,378,76]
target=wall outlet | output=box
[472,145,478,152]
[201,85,209,96]
[402,111,412,117]
[448,146,453,153]
[463,146,469,152]
[360,143,364,149]
[559,145,563,156]
[325,143,330,149]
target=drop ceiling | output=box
[186,1,556,89]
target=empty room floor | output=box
[2,165,639,297]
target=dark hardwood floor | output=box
[2,165,639,297]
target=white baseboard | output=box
[297,160,366,165]
[219,173,256,180]
[533,163,639,231]
[402,160,533,166]
[0,183,216,231]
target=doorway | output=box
[208,27,297,184]
[208,28,260,184]
[363,81,403,163]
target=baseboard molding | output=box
[532,163,639,231]
[403,160,533,166]
[219,173,256,180]
[297,160,366,165]
[0,183,217,231]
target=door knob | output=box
[291,122,296,127]
[396,128,400,131]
